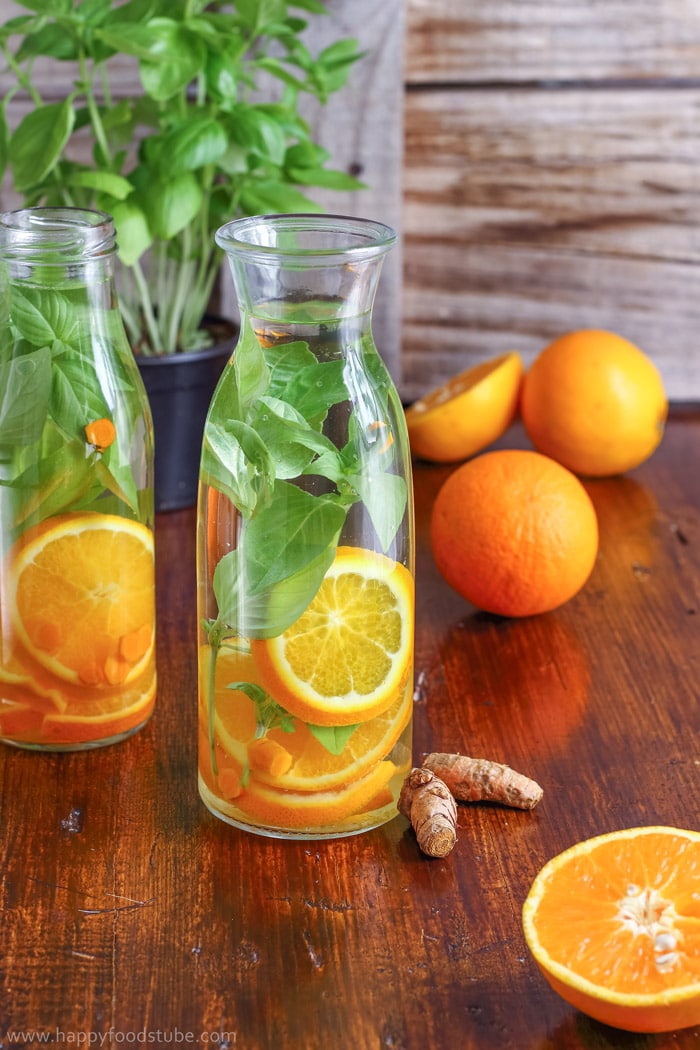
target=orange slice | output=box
[9,512,155,688]
[199,759,397,830]
[40,676,156,745]
[523,826,700,1033]
[404,351,523,463]
[0,701,45,738]
[252,547,414,727]
[208,645,413,791]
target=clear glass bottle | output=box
[197,214,414,839]
[0,207,156,750]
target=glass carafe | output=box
[197,214,414,839]
[0,208,156,750]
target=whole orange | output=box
[430,449,599,617]
[520,329,667,476]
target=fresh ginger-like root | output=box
[398,767,458,858]
[422,752,543,810]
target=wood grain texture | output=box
[405,0,700,83]
[0,410,698,1048]
[402,82,700,402]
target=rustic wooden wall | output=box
[401,0,700,402]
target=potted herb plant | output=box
[0,0,364,509]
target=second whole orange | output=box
[520,329,667,477]
[430,449,599,617]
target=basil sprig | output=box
[201,317,407,642]
[201,318,408,768]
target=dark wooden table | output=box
[1,408,698,1050]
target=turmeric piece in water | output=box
[85,417,116,451]
[422,752,543,810]
[398,767,457,858]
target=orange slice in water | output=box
[252,547,414,727]
[523,826,700,1032]
[206,646,412,792]
[40,675,156,745]
[199,758,397,830]
[8,512,155,688]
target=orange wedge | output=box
[404,351,523,463]
[252,547,414,727]
[523,826,700,1032]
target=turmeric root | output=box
[398,767,458,858]
[422,752,543,810]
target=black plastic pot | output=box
[137,339,234,512]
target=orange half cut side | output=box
[522,826,700,1033]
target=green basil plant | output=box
[0,0,364,355]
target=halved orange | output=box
[252,547,414,727]
[208,644,413,791]
[199,759,397,830]
[404,351,523,463]
[9,512,155,688]
[523,826,700,1032]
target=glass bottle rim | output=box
[215,213,397,261]
[0,206,116,259]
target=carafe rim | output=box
[215,212,397,262]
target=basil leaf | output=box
[202,418,275,518]
[95,22,166,61]
[349,471,407,554]
[5,438,100,530]
[307,722,360,755]
[156,118,228,174]
[252,395,338,480]
[0,348,51,447]
[64,169,133,200]
[263,339,317,395]
[229,105,287,166]
[211,483,345,638]
[111,199,153,266]
[10,98,75,191]
[10,286,77,346]
[139,22,207,101]
[240,180,322,217]
[241,483,345,592]
[234,320,270,408]
[225,681,267,705]
[212,541,335,640]
[50,345,110,438]
[286,166,365,191]
[15,22,78,61]
[143,172,203,239]
[282,359,348,425]
[94,457,139,515]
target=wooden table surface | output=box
[1,407,698,1049]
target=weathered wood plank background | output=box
[1,0,699,400]
[402,0,700,402]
